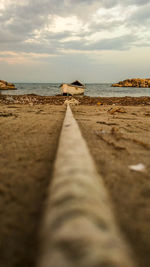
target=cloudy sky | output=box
[0,0,150,83]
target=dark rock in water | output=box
[0,80,17,90]
[112,78,150,88]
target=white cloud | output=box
[0,0,150,82]
[47,15,83,33]
[0,0,150,54]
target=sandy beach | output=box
[0,102,65,267]
[0,95,150,267]
[1,0,150,265]
[73,104,150,267]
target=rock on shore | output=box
[0,80,16,90]
[112,78,150,88]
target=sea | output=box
[1,83,150,97]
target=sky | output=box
[0,0,150,83]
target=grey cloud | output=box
[62,34,138,51]
[45,31,72,40]
[0,0,149,55]
[69,0,150,8]
[89,20,122,33]
[88,35,138,51]
[128,3,150,25]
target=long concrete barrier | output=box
[38,104,135,267]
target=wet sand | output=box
[0,103,65,267]
[73,105,150,267]
[0,95,150,267]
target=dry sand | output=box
[0,95,150,267]
[73,104,150,267]
[0,103,65,267]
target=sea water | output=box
[1,83,150,97]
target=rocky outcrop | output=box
[0,80,16,90]
[112,78,150,88]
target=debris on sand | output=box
[97,102,103,106]
[64,98,80,106]
[129,163,146,173]
[0,112,13,117]
[96,121,117,126]
[108,107,126,115]
[1,95,150,106]
[5,96,16,103]
[144,112,150,116]
[111,126,120,135]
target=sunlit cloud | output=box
[0,0,150,82]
